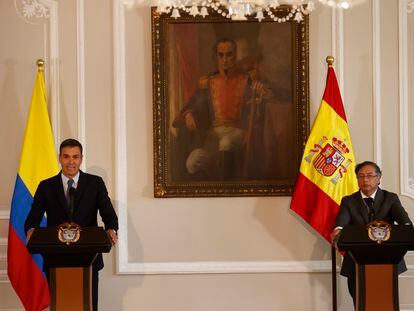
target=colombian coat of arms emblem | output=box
[367,220,392,244]
[57,223,81,245]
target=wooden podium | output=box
[27,226,112,311]
[338,224,414,311]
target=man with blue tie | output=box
[25,138,118,311]
[330,161,412,307]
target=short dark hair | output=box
[214,38,237,56]
[355,161,382,176]
[59,138,83,155]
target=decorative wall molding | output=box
[14,0,60,148]
[0,270,10,284]
[19,0,50,18]
[1,214,9,284]
[0,254,6,282]
[113,0,128,274]
[399,0,414,199]
[112,0,347,275]
[77,0,87,170]
[331,5,344,94]
[0,211,10,220]
[0,238,8,284]
[118,260,337,275]
[40,0,60,147]
[111,0,414,277]
[372,0,382,166]
[333,0,382,164]
[408,0,414,13]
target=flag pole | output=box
[332,245,337,311]
[326,55,338,311]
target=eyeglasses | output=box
[357,174,378,180]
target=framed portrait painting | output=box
[152,7,309,197]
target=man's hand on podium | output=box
[330,228,342,248]
[26,228,35,245]
[106,229,118,246]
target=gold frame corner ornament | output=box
[154,185,167,197]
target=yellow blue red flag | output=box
[290,63,358,242]
[7,65,58,310]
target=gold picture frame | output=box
[152,7,309,197]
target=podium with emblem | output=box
[337,223,414,311]
[27,225,112,311]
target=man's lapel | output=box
[73,171,86,214]
[373,187,383,216]
[55,172,69,215]
[354,192,369,223]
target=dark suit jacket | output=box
[25,171,119,271]
[335,188,412,277]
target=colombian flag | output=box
[7,65,58,310]
[290,63,358,242]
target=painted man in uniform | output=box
[174,38,270,180]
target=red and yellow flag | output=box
[290,64,358,242]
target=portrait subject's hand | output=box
[330,228,342,248]
[26,228,35,245]
[107,229,118,246]
[184,112,197,130]
[252,80,264,94]
[251,80,271,100]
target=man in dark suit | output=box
[25,138,118,311]
[330,161,412,307]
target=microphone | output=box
[68,187,76,222]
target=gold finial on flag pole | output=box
[36,59,44,71]
[326,56,335,66]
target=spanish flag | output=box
[290,61,358,242]
[7,63,58,310]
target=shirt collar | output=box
[360,188,378,200]
[61,171,80,186]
